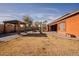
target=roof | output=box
[48,10,79,25]
[3,20,25,24]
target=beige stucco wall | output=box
[0,24,4,33]
[0,24,25,33]
[5,24,15,33]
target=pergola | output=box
[3,20,26,34]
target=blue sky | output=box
[0,3,79,23]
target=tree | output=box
[23,16,32,26]
[34,20,47,33]
[34,21,43,34]
[42,20,47,32]
[23,16,32,32]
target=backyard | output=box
[0,32,79,56]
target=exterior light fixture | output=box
[20,25,24,27]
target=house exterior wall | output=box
[47,13,79,37]
[0,24,4,33]
[16,24,25,32]
[46,25,51,32]
[47,20,66,33]
[65,14,79,36]
[0,24,25,33]
[57,20,66,34]
[6,24,15,33]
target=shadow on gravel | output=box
[0,33,16,38]
[21,33,47,37]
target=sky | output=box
[0,3,79,24]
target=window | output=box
[59,22,65,31]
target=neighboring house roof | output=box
[48,10,79,25]
[3,20,25,24]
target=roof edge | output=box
[48,10,79,25]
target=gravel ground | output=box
[0,32,79,56]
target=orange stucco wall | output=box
[65,14,79,36]
[48,13,79,37]
[46,24,51,31]
[57,13,79,36]
[57,20,66,34]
